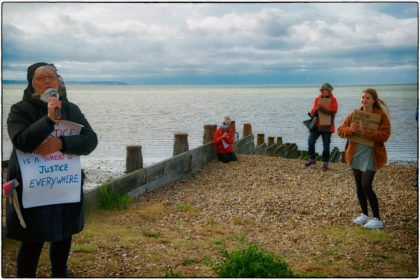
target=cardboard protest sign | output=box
[348,109,382,147]
[17,120,84,208]
[318,98,332,125]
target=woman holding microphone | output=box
[6,62,98,276]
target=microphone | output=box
[43,88,61,120]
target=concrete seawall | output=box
[84,134,255,204]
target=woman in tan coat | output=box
[337,88,391,229]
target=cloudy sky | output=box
[2,2,418,85]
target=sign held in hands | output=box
[318,98,332,126]
[17,120,84,208]
[348,109,381,147]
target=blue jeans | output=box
[308,130,332,162]
[17,236,72,277]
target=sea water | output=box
[2,83,418,183]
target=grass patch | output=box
[177,204,199,212]
[231,216,257,228]
[353,263,366,271]
[204,235,294,277]
[144,232,161,238]
[71,244,96,253]
[98,184,132,210]
[322,250,337,257]
[135,203,168,222]
[176,204,200,218]
[296,273,329,277]
[375,253,391,260]
[319,226,394,244]
[182,258,199,266]
[68,255,97,267]
[163,269,183,277]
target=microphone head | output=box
[40,88,59,103]
[45,88,59,97]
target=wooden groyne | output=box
[253,133,341,162]
[84,123,342,205]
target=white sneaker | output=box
[353,214,369,225]
[364,218,384,229]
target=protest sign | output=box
[17,120,84,208]
[318,98,332,126]
[348,109,381,147]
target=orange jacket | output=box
[337,107,391,169]
[311,93,338,132]
[213,127,234,154]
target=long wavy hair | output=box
[362,88,390,118]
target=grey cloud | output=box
[253,8,297,37]
[2,3,418,83]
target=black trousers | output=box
[352,169,380,219]
[217,152,237,163]
[17,236,72,277]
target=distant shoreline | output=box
[2,80,416,87]
[2,80,128,86]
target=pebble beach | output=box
[2,154,418,277]
[135,154,418,231]
[80,157,417,190]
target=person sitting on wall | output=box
[213,116,237,163]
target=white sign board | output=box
[17,120,84,208]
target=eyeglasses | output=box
[35,74,58,82]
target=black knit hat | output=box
[27,62,49,83]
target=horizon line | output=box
[2,80,417,87]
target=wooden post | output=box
[277,137,283,146]
[230,121,236,135]
[243,123,252,137]
[268,137,275,146]
[230,121,238,141]
[203,125,217,144]
[126,145,143,173]
[174,133,189,156]
[257,134,265,145]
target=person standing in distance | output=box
[6,62,98,277]
[304,83,338,171]
[337,88,391,229]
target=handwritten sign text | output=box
[17,120,84,208]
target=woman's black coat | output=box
[6,87,98,242]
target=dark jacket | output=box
[6,87,98,242]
